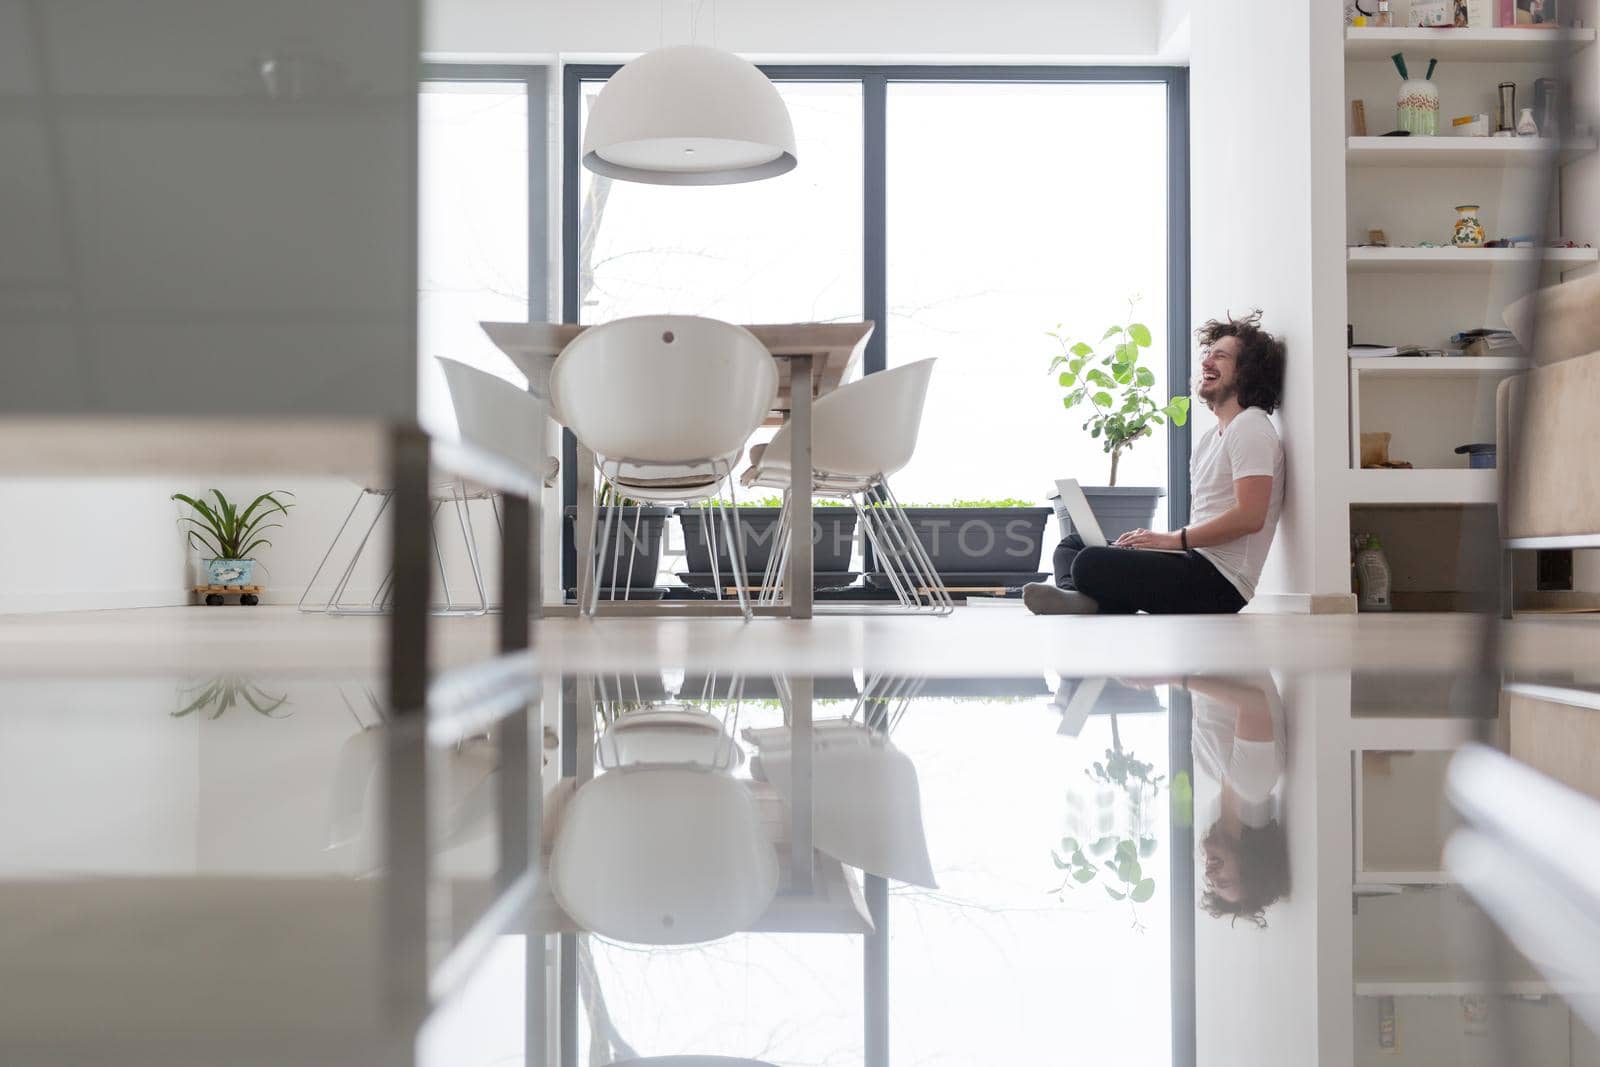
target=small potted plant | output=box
[172,489,293,605]
[1047,302,1190,541]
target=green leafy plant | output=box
[1048,302,1191,486]
[171,489,293,561]
[597,478,646,508]
[172,678,291,719]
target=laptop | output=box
[1053,478,1185,554]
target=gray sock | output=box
[1021,582,1099,616]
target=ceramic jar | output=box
[1452,204,1485,248]
[1397,79,1440,135]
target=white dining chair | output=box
[742,357,951,614]
[551,315,778,618]
[297,358,557,616]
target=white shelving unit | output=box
[1349,354,1528,375]
[1346,468,1498,505]
[1347,134,1597,167]
[1354,977,1554,997]
[1354,886,1549,998]
[1347,245,1599,271]
[1341,12,1599,609]
[1344,25,1596,60]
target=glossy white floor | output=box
[2,603,1597,677]
[3,604,1595,1066]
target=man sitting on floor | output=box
[1024,310,1286,616]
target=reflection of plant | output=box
[1052,711,1166,929]
[1052,834,1156,928]
[173,679,291,719]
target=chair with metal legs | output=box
[550,315,778,620]
[298,358,557,615]
[743,357,951,615]
[297,480,491,616]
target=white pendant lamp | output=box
[582,45,797,186]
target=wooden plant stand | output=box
[195,584,262,606]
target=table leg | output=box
[787,355,814,620]
[574,442,596,610]
[788,673,814,894]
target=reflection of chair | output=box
[743,358,950,614]
[744,676,937,888]
[610,1058,780,1066]
[551,315,777,618]
[550,767,778,944]
[599,704,745,771]
[552,692,774,944]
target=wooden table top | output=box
[479,320,874,421]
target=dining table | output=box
[479,320,875,619]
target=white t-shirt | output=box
[1189,407,1284,601]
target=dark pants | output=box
[1051,534,1247,615]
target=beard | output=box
[1196,376,1235,407]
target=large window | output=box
[885,83,1172,523]
[564,67,1188,524]
[576,81,863,325]
[419,76,534,436]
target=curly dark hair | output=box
[1199,819,1291,927]
[1196,310,1286,415]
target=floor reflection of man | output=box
[1185,675,1290,927]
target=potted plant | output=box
[172,489,293,604]
[563,479,674,595]
[863,498,1054,592]
[1047,303,1190,541]
[674,496,859,590]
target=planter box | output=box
[886,507,1053,574]
[1049,486,1165,544]
[676,507,858,574]
[563,506,672,588]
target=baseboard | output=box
[0,589,192,615]
[1515,590,1600,613]
[1245,592,1359,615]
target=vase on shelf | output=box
[1516,107,1540,137]
[1451,204,1485,248]
[1397,79,1440,136]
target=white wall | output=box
[0,480,190,613]
[0,477,525,614]
[427,0,1162,61]
[1188,0,1350,603]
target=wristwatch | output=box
[1179,527,1190,551]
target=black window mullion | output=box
[560,66,583,591]
[1166,70,1192,529]
[864,74,887,377]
